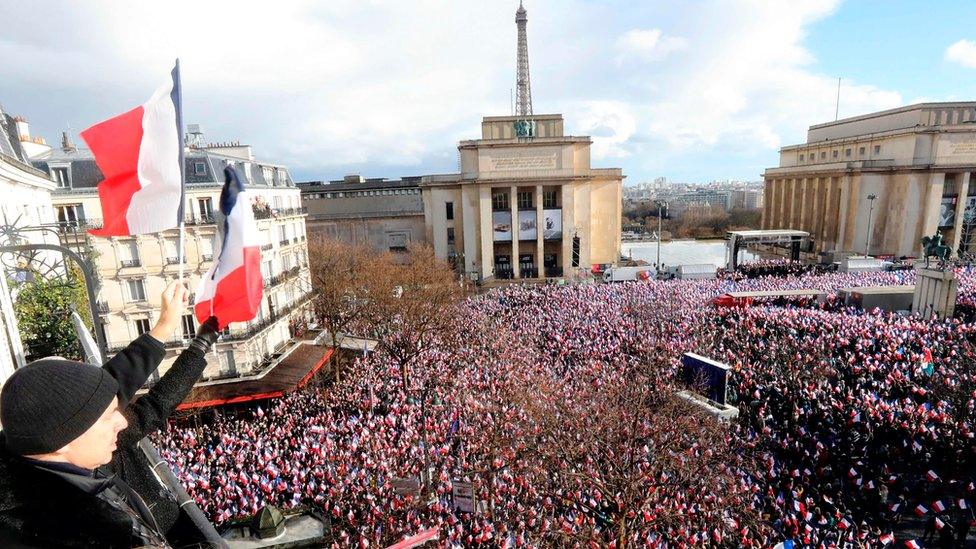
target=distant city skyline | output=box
[3,1,976,184]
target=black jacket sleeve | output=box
[101,333,167,405]
[117,346,208,447]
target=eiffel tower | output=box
[514,1,535,137]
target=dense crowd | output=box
[154,261,976,547]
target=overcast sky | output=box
[3,0,976,184]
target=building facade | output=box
[423,114,623,280]
[763,102,976,258]
[32,136,312,380]
[0,109,58,383]
[299,176,425,253]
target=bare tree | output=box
[307,237,389,380]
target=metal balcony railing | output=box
[96,301,110,314]
[279,239,289,247]
[260,243,273,252]
[221,292,313,342]
[201,253,214,262]
[165,257,181,265]
[120,259,141,268]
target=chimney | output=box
[61,131,76,152]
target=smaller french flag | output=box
[837,518,851,530]
[959,498,968,510]
[914,504,928,517]
[879,532,894,545]
[848,467,858,478]
[194,166,263,329]
[935,517,945,530]
[933,500,946,513]
[926,470,939,482]
[904,540,921,549]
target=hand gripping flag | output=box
[194,166,263,329]
[80,61,185,236]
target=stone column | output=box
[951,172,971,256]
[797,178,809,232]
[535,185,544,278]
[836,175,851,252]
[510,186,520,278]
[561,183,574,275]
[762,179,773,229]
[920,173,946,245]
[478,186,493,280]
[779,179,790,229]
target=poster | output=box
[518,210,537,241]
[492,211,512,242]
[452,481,475,513]
[964,196,976,225]
[939,196,957,228]
[543,209,562,240]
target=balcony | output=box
[260,243,273,252]
[221,291,313,342]
[184,214,216,226]
[201,253,214,262]
[96,301,110,314]
[165,257,181,265]
[263,266,301,288]
[120,259,141,268]
[279,239,290,247]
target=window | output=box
[832,150,838,158]
[56,204,84,225]
[51,167,69,188]
[445,202,454,221]
[127,279,147,302]
[263,259,273,278]
[798,154,804,161]
[517,190,533,210]
[859,146,866,155]
[277,169,288,185]
[873,145,881,154]
[198,198,214,221]
[194,162,206,176]
[263,167,273,183]
[572,236,581,267]
[278,225,287,244]
[543,190,558,208]
[845,148,851,158]
[120,241,140,267]
[134,318,151,336]
[447,227,455,246]
[820,151,827,160]
[492,192,510,211]
[181,314,195,339]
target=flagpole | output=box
[173,58,187,283]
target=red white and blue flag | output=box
[194,166,262,329]
[80,61,185,236]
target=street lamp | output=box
[864,194,877,257]
[655,200,668,269]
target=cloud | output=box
[945,39,976,69]
[615,29,688,62]
[0,0,913,183]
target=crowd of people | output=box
[152,261,976,547]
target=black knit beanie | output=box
[0,359,119,455]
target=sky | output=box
[3,0,976,185]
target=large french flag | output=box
[80,61,185,236]
[194,166,263,329]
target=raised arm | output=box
[102,280,189,404]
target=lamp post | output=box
[655,200,667,269]
[864,194,877,257]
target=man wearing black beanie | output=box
[0,281,221,548]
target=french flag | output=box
[194,166,263,329]
[81,61,184,236]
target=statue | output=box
[921,232,951,269]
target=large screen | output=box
[681,352,730,406]
[493,211,512,242]
[939,196,957,228]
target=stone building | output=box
[298,176,425,253]
[763,102,976,258]
[32,135,312,380]
[0,109,58,383]
[423,114,623,280]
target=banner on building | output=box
[518,210,537,241]
[492,211,512,242]
[543,209,562,240]
[939,196,957,228]
[964,196,976,225]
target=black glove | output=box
[188,316,219,354]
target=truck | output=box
[603,266,655,283]
[663,263,718,280]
